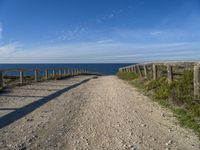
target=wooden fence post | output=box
[68,69,70,76]
[0,72,3,87]
[194,65,200,98]
[167,65,173,83]
[134,66,137,74]
[20,70,24,84]
[71,69,74,76]
[143,65,147,78]
[59,69,62,76]
[35,69,39,82]
[74,69,76,75]
[153,64,157,80]
[137,65,142,77]
[132,66,134,72]
[45,69,48,80]
[52,69,55,77]
[64,69,67,76]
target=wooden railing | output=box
[119,61,200,98]
[0,67,99,88]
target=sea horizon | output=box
[0,63,135,75]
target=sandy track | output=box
[0,75,199,150]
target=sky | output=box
[0,0,200,63]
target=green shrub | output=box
[145,77,170,99]
[191,104,200,117]
[145,70,194,104]
[145,80,159,90]
[169,70,193,104]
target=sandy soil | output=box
[0,75,199,150]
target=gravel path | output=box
[0,75,199,150]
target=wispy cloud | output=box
[0,42,23,61]
[0,23,2,40]
[42,26,87,44]
[96,9,123,23]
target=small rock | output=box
[7,144,12,148]
[141,124,146,127]
[129,144,136,150]
[168,129,172,132]
[165,140,173,146]
[26,118,34,122]
[152,138,157,141]
[148,135,152,138]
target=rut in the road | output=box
[0,76,199,150]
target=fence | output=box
[119,62,200,98]
[0,67,98,89]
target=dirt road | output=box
[0,75,199,150]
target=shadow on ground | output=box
[0,76,97,129]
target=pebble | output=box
[165,140,173,146]
[152,138,157,141]
[26,118,34,122]
[141,124,146,127]
[148,135,152,138]
[161,113,165,117]
[129,144,136,150]
[168,129,172,132]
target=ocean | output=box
[0,63,133,76]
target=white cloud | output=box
[0,24,2,40]
[0,42,23,61]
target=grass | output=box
[117,71,200,138]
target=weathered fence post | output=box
[137,65,142,77]
[45,69,48,80]
[59,69,62,76]
[68,69,70,76]
[35,69,39,82]
[194,65,200,98]
[134,66,137,74]
[71,69,74,76]
[52,69,55,77]
[0,71,3,87]
[143,65,147,78]
[20,70,24,84]
[132,66,134,72]
[153,64,157,80]
[167,65,173,83]
[64,69,67,76]
[77,69,79,75]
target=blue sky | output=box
[0,0,200,63]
